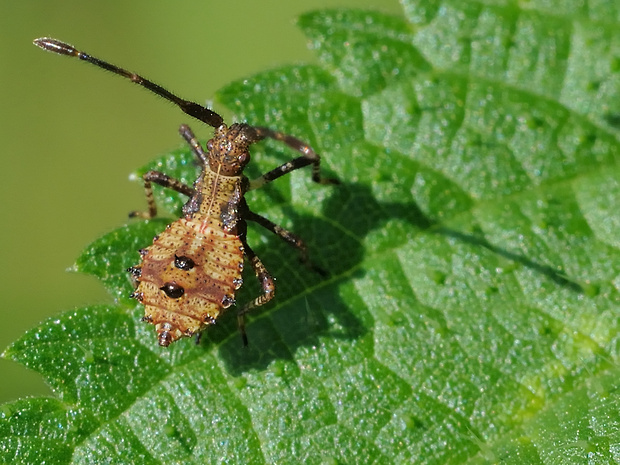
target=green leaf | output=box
[3,2,620,464]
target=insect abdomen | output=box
[132,218,244,346]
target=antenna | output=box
[33,37,224,128]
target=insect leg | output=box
[248,127,339,190]
[245,209,328,276]
[178,124,209,165]
[237,239,275,346]
[244,209,309,264]
[129,171,195,219]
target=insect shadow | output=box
[216,179,432,374]
[216,177,585,374]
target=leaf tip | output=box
[1,343,18,362]
[66,263,79,273]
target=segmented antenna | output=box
[33,37,224,128]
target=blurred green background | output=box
[0,0,401,404]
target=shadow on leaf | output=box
[213,176,584,373]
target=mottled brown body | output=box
[135,217,244,346]
[130,126,252,346]
[34,37,338,347]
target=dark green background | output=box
[0,0,401,404]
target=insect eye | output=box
[174,255,195,271]
[238,151,250,165]
[160,282,184,299]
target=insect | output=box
[34,37,337,347]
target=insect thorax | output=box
[184,168,247,233]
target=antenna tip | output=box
[33,37,79,57]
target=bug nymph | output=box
[34,37,338,347]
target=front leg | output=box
[129,170,195,219]
[179,124,209,165]
[248,126,339,190]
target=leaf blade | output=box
[2,4,620,464]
